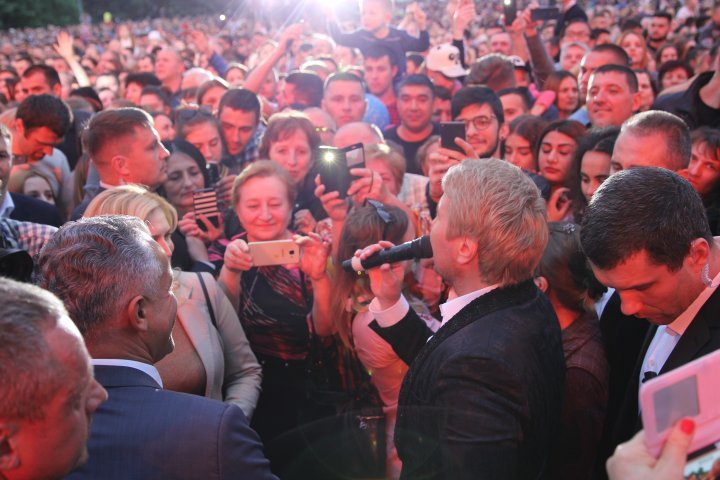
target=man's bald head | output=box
[333,122,384,149]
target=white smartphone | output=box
[640,348,720,472]
[247,239,300,266]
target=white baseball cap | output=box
[425,44,468,78]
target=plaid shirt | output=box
[222,124,266,175]
[0,218,57,258]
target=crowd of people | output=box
[1,0,720,478]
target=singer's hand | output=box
[359,241,404,309]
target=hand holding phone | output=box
[440,122,467,154]
[192,188,221,233]
[503,0,517,26]
[248,239,300,266]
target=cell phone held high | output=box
[440,122,466,153]
[248,239,300,266]
[530,7,560,21]
[317,144,365,198]
[192,188,221,232]
[503,0,517,26]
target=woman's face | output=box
[23,175,55,205]
[226,68,246,87]
[580,150,611,201]
[146,209,174,257]
[621,33,645,66]
[184,122,223,164]
[557,76,580,113]
[268,129,312,184]
[235,175,292,242]
[366,157,400,195]
[686,142,720,198]
[538,131,578,186]
[659,46,679,64]
[504,133,537,172]
[200,86,226,114]
[163,152,205,212]
[635,72,655,111]
[662,67,689,90]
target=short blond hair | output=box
[365,143,405,193]
[84,184,178,231]
[232,160,297,208]
[442,159,548,286]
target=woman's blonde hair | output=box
[84,184,178,230]
[232,159,297,208]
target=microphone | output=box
[341,236,433,273]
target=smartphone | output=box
[531,7,560,21]
[192,188,221,232]
[248,239,300,266]
[317,146,352,198]
[640,349,720,464]
[440,122,466,153]
[206,163,220,187]
[503,0,517,26]
[343,143,365,170]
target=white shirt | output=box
[370,284,499,331]
[93,359,164,388]
[640,270,720,385]
[0,191,14,218]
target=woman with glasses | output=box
[534,222,608,480]
[84,184,263,419]
[218,160,334,475]
[536,120,587,222]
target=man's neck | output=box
[377,88,396,105]
[451,275,494,297]
[164,76,182,94]
[397,123,433,142]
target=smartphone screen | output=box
[440,122,466,153]
[317,146,352,198]
[343,143,365,169]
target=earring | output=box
[701,263,712,287]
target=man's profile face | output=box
[587,71,638,128]
[7,317,107,480]
[455,103,501,158]
[139,93,166,114]
[142,249,178,362]
[123,125,169,188]
[611,130,672,173]
[591,249,701,325]
[397,84,433,132]
[322,80,367,127]
[364,56,395,97]
[218,107,258,156]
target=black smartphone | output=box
[531,7,560,21]
[440,122,467,153]
[193,188,221,232]
[317,146,352,198]
[206,163,220,187]
[503,0,517,26]
[343,143,365,170]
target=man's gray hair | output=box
[442,159,548,286]
[0,278,68,421]
[36,215,164,339]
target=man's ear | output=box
[455,236,478,266]
[111,154,129,179]
[126,295,150,332]
[499,122,509,142]
[534,276,548,293]
[689,237,711,271]
[52,83,62,97]
[14,117,24,137]
[0,423,20,471]
[631,91,642,113]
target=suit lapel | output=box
[398,280,538,407]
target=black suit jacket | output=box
[371,280,566,480]
[8,192,63,227]
[66,365,277,480]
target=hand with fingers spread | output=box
[607,418,695,480]
[453,0,477,39]
[54,31,75,60]
[294,233,330,281]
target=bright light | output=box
[219,14,227,21]
[323,152,337,163]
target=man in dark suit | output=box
[581,167,720,466]
[36,216,276,480]
[361,159,566,479]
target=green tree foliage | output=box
[0,0,80,29]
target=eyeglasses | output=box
[315,126,336,134]
[460,115,497,131]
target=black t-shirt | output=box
[383,123,440,175]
